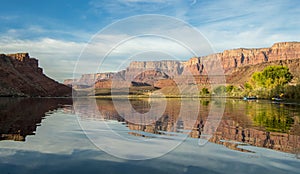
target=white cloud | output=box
[200,20,300,52]
[189,0,300,52]
[0,25,206,82]
[74,16,215,76]
[2,25,92,42]
[0,13,232,82]
[0,15,18,20]
[88,0,180,16]
[1,0,300,82]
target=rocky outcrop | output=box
[64,72,114,87]
[177,42,300,85]
[126,60,183,78]
[154,79,177,88]
[185,42,300,75]
[63,79,75,87]
[78,72,114,86]
[0,53,72,97]
[72,41,300,89]
[132,70,169,85]
[94,79,112,88]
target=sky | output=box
[0,0,300,82]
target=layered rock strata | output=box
[66,42,300,89]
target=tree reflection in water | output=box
[1,97,299,155]
[92,98,300,154]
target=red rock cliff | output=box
[0,53,72,97]
[75,41,300,88]
[185,42,300,75]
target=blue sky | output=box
[0,0,300,81]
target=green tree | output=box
[201,87,210,95]
[213,86,226,96]
[244,82,253,90]
[250,65,293,89]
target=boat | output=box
[272,93,285,102]
[243,96,257,100]
[272,97,284,101]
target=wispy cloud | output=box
[1,25,92,42]
[88,0,186,17]
[186,0,300,51]
[0,23,208,81]
[0,15,18,20]
[74,15,215,76]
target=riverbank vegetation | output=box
[89,65,299,99]
[205,65,300,99]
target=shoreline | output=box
[1,95,300,103]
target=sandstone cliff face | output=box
[64,72,115,87]
[126,60,183,78]
[63,79,74,87]
[94,79,112,88]
[178,42,300,84]
[153,79,177,88]
[132,70,169,85]
[91,62,181,89]
[75,41,300,89]
[185,42,300,76]
[0,53,72,97]
[78,73,114,86]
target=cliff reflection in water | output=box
[90,98,300,154]
[0,98,72,141]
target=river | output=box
[0,97,299,173]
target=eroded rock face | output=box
[94,79,112,88]
[0,53,72,97]
[79,73,114,86]
[132,70,169,86]
[154,79,177,88]
[74,42,300,88]
[185,42,300,75]
[63,79,75,87]
[64,72,115,87]
[126,60,183,78]
[179,42,300,84]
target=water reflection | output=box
[0,98,72,141]
[88,98,300,154]
[74,97,204,160]
[1,97,299,174]
[1,97,299,155]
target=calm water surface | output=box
[0,97,299,174]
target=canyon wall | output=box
[187,42,300,75]
[126,60,183,78]
[67,42,300,89]
[0,53,72,97]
